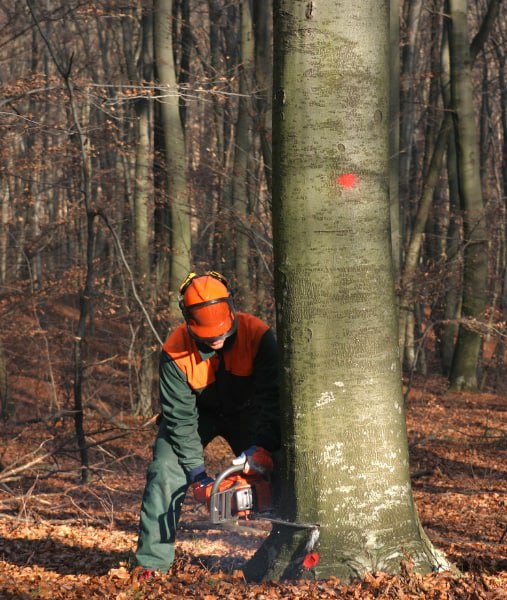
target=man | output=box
[134,271,280,578]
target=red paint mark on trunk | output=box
[303,552,320,568]
[337,173,357,188]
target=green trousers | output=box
[135,411,256,572]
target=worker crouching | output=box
[134,271,280,577]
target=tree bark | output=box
[154,0,191,312]
[447,0,489,391]
[254,0,273,194]
[244,0,448,582]
[399,0,424,237]
[133,5,157,416]
[0,336,9,420]
[389,0,400,281]
[233,0,255,310]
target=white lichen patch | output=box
[336,485,355,494]
[316,390,335,408]
[333,381,345,388]
[370,458,396,473]
[365,531,381,550]
[322,441,344,466]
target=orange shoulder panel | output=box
[162,324,218,390]
[223,313,269,376]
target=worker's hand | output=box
[232,446,273,476]
[189,473,215,504]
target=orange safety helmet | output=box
[178,271,237,343]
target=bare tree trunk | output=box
[398,114,452,368]
[0,176,8,285]
[390,0,401,281]
[399,0,424,237]
[154,0,191,312]
[134,7,157,416]
[0,337,9,420]
[437,24,462,375]
[447,0,489,391]
[245,0,448,582]
[233,0,254,310]
[254,0,273,194]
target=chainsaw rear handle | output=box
[211,464,245,497]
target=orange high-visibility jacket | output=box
[159,312,280,473]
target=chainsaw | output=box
[208,463,319,532]
[208,463,272,525]
[205,463,322,572]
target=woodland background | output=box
[0,0,506,598]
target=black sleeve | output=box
[251,328,281,452]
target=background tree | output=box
[0,337,8,419]
[131,2,158,415]
[447,0,489,390]
[244,0,448,582]
[231,0,255,310]
[154,0,191,312]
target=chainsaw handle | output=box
[211,463,244,496]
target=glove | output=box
[189,472,215,504]
[232,445,273,476]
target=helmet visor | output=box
[186,298,237,343]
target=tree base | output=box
[243,521,454,583]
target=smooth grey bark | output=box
[207,0,227,266]
[440,128,462,375]
[389,0,400,281]
[244,0,448,582]
[254,0,273,193]
[232,0,254,310]
[447,0,489,391]
[439,27,462,376]
[399,0,424,238]
[154,0,191,313]
[176,0,191,127]
[133,6,157,416]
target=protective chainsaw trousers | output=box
[134,411,255,573]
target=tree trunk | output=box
[244,0,448,582]
[389,0,400,281]
[439,27,462,376]
[254,0,273,194]
[0,336,9,420]
[447,0,489,391]
[0,175,8,285]
[233,0,255,310]
[133,7,157,416]
[154,0,191,312]
[398,114,452,368]
[399,0,424,239]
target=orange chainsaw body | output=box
[209,466,273,523]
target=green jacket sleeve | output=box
[251,328,281,452]
[158,351,204,474]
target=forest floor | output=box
[0,298,506,598]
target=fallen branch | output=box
[0,441,56,484]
